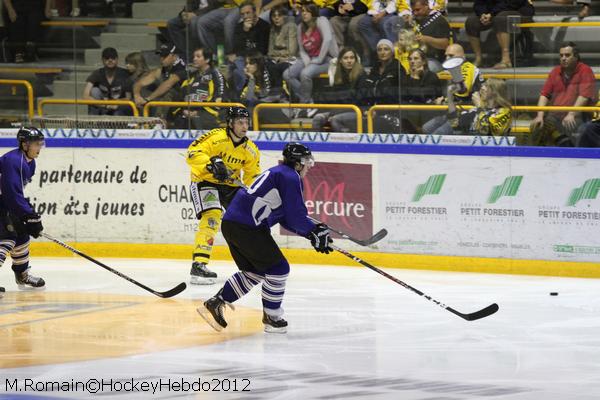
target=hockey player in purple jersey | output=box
[0,127,46,298]
[197,142,333,333]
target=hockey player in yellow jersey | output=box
[187,106,261,284]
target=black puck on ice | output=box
[549,292,558,296]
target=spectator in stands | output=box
[577,0,592,19]
[133,44,188,118]
[256,0,289,21]
[363,39,403,106]
[400,48,442,132]
[402,48,441,104]
[410,0,450,73]
[363,39,407,133]
[125,51,149,85]
[465,0,534,69]
[529,42,596,147]
[439,43,484,104]
[577,101,600,147]
[195,0,243,56]
[2,0,51,63]
[329,0,368,51]
[423,78,512,136]
[283,3,339,117]
[357,0,407,66]
[267,5,298,91]
[241,51,289,124]
[228,1,271,96]
[395,28,423,74]
[170,47,225,130]
[313,47,367,132]
[82,47,133,116]
[166,0,215,63]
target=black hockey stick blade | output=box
[447,303,499,321]
[41,232,187,298]
[155,282,188,298]
[351,228,388,246]
[308,216,388,246]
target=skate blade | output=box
[264,325,287,334]
[190,276,217,285]
[17,285,46,291]
[196,304,224,332]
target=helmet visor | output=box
[300,154,315,167]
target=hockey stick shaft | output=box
[41,232,186,298]
[330,244,498,321]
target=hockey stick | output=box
[230,178,388,246]
[331,244,499,321]
[41,233,187,298]
[307,216,388,246]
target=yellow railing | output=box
[142,101,245,117]
[0,79,34,119]
[38,99,139,116]
[367,104,600,133]
[253,103,363,133]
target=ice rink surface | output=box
[1,257,600,399]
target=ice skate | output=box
[190,261,217,285]
[197,291,235,332]
[263,312,288,334]
[15,269,45,290]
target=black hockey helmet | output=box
[17,126,44,144]
[282,142,314,167]
[226,106,250,123]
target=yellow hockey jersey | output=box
[186,128,261,187]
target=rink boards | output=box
[1,129,599,277]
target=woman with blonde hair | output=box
[395,29,423,74]
[422,78,512,136]
[313,47,367,132]
[125,52,149,84]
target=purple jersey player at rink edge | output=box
[197,142,333,333]
[0,127,46,298]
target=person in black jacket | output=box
[465,0,535,68]
[228,1,271,95]
[361,39,407,133]
[400,48,443,132]
[313,47,367,132]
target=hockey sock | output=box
[0,239,16,267]
[221,270,264,303]
[261,259,290,311]
[10,239,30,274]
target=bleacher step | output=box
[132,1,186,19]
[100,33,157,51]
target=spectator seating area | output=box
[1,0,600,145]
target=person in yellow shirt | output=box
[186,107,261,284]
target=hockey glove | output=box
[207,156,231,182]
[21,213,43,238]
[307,223,333,254]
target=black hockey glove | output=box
[21,213,43,238]
[207,156,231,182]
[307,223,333,254]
